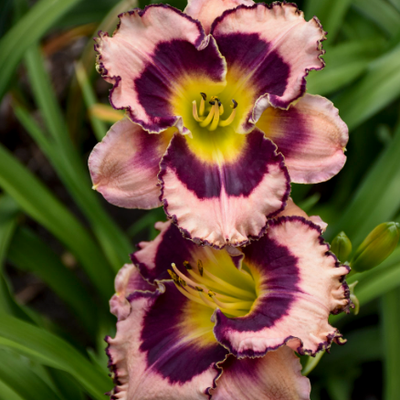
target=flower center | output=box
[168,258,257,318]
[192,93,238,131]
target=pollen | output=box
[192,93,238,131]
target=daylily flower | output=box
[106,216,350,399]
[89,0,348,248]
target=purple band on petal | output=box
[215,237,299,335]
[131,222,196,282]
[216,33,289,98]
[139,283,228,383]
[135,39,226,131]
[161,129,281,199]
[267,108,307,158]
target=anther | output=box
[183,261,192,270]
[200,92,207,100]
[231,99,238,109]
[167,269,179,283]
[198,260,204,276]
[178,277,187,287]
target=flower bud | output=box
[350,222,400,273]
[330,231,352,262]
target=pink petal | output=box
[212,3,326,131]
[95,5,226,134]
[214,216,350,357]
[257,94,348,183]
[106,281,227,400]
[88,118,173,209]
[159,129,290,248]
[211,346,311,400]
[277,198,328,232]
[110,263,156,321]
[184,0,254,34]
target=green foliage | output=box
[1,0,400,399]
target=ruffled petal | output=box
[95,5,226,134]
[257,94,348,183]
[132,221,250,289]
[184,0,254,35]
[214,216,350,357]
[277,198,328,232]
[106,280,228,400]
[211,3,326,131]
[131,221,199,283]
[88,118,173,209]
[110,263,156,321]
[211,346,311,400]
[159,128,290,248]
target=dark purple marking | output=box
[132,124,168,167]
[160,129,285,199]
[135,38,225,130]
[214,33,290,99]
[267,107,309,159]
[223,129,278,196]
[131,223,198,283]
[140,282,228,383]
[214,233,299,340]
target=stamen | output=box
[208,102,220,131]
[168,256,257,319]
[199,93,206,116]
[171,263,207,291]
[174,282,214,308]
[219,99,238,127]
[203,268,255,299]
[219,103,224,115]
[199,104,216,128]
[211,296,254,310]
[192,101,204,122]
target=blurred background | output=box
[1,0,400,399]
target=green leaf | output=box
[0,314,111,400]
[75,61,108,141]
[0,378,25,400]
[304,0,352,42]
[0,195,34,321]
[22,46,132,271]
[7,226,101,336]
[0,144,114,302]
[0,350,63,400]
[329,121,400,246]
[352,0,400,38]
[381,288,400,400]
[0,0,82,100]
[333,43,400,130]
[307,38,384,95]
[332,247,400,323]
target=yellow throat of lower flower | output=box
[192,93,238,131]
[168,257,258,318]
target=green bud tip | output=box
[350,222,400,273]
[331,231,352,262]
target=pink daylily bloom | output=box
[89,0,348,248]
[106,216,351,399]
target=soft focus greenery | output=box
[0,0,399,399]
